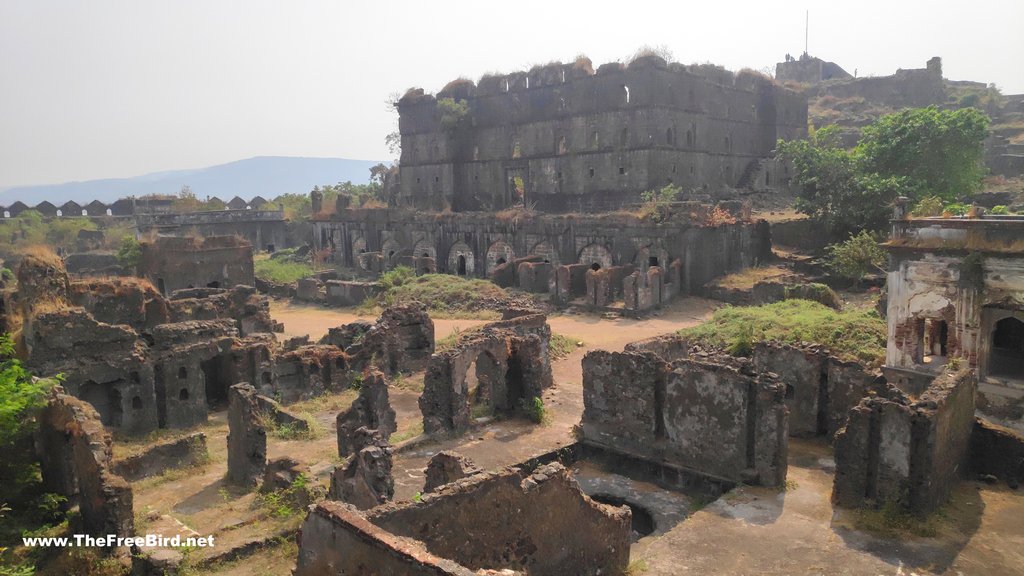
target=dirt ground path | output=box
[269,297,719,498]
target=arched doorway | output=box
[990,317,1024,379]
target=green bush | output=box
[825,231,887,284]
[911,195,944,217]
[991,205,1011,215]
[520,396,547,424]
[378,265,415,290]
[680,300,886,367]
[116,235,141,270]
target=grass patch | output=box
[390,372,423,393]
[853,499,939,539]
[254,256,315,283]
[358,274,509,319]
[287,390,358,414]
[713,265,790,290]
[549,333,582,360]
[625,559,649,575]
[679,300,885,367]
[255,410,322,441]
[389,421,424,444]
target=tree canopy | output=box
[777,106,990,236]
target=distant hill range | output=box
[0,156,384,205]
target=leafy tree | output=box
[116,235,142,270]
[639,184,682,221]
[778,107,989,236]
[857,106,989,201]
[825,231,887,285]
[172,185,201,212]
[369,163,389,187]
[44,218,97,248]
[777,126,913,235]
[0,333,57,508]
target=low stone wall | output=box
[581,349,788,486]
[295,501,478,576]
[367,463,630,576]
[971,418,1024,487]
[833,369,977,516]
[325,280,381,307]
[111,433,207,481]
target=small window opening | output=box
[179,388,189,401]
[178,366,187,379]
[588,168,595,178]
[618,167,625,175]
[590,263,601,271]
[132,396,143,409]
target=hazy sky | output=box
[1,0,1022,189]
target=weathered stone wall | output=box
[396,57,806,212]
[325,280,381,306]
[36,388,134,541]
[272,345,349,403]
[337,371,397,457]
[295,501,480,576]
[971,418,1024,487]
[138,235,255,296]
[135,209,289,252]
[423,451,482,493]
[226,383,267,488]
[420,315,552,435]
[312,208,771,297]
[832,370,976,516]
[69,277,170,331]
[368,463,630,575]
[582,349,788,486]
[885,217,1024,429]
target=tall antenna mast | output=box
[805,10,809,56]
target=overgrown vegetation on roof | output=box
[358,273,509,319]
[679,300,886,367]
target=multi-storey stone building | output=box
[394,55,808,212]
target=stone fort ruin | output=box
[394,54,807,212]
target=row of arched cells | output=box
[350,237,670,276]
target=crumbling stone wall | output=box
[420,315,552,435]
[582,349,788,486]
[168,285,276,336]
[36,388,134,540]
[69,277,170,330]
[340,303,435,375]
[226,383,267,488]
[833,369,976,516]
[138,235,255,296]
[751,342,879,439]
[273,345,350,403]
[367,463,631,575]
[312,209,770,298]
[296,501,479,576]
[423,451,482,493]
[330,439,395,510]
[337,371,397,457]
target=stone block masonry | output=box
[395,55,806,212]
[300,463,631,575]
[582,349,788,486]
[36,387,134,542]
[832,369,976,516]
[226,383,267,488]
